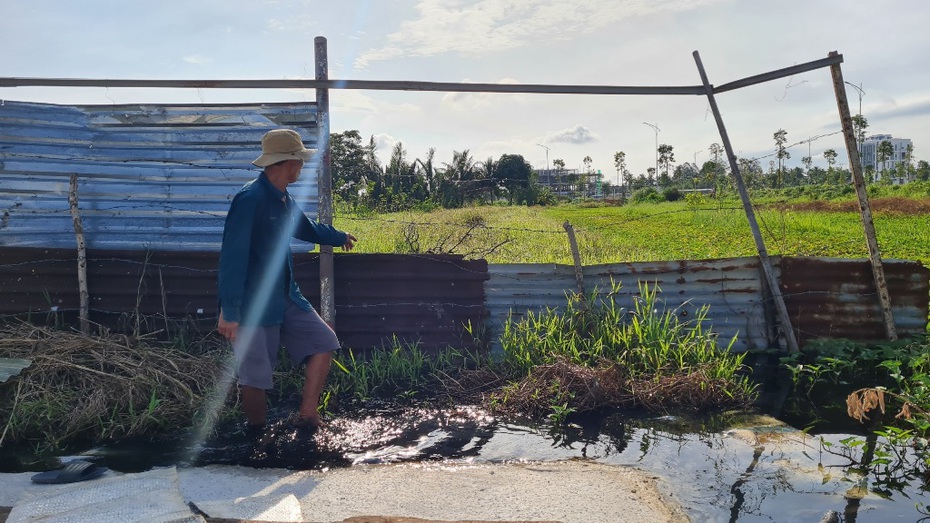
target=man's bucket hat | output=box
[252,129,315,167]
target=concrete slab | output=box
[1,460,687,523]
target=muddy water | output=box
[0,341,920,521]
[61,403,927,523]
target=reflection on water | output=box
[10,404,928,522]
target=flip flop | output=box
[31,459,108,484]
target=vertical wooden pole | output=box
[69,174,89,334]
[315,36,336,327]
[828,51,897,340]
[692,51,800,353]
[562,222,585,295]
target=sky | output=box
[2,0,929,182]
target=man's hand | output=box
[342,233,358,251]
[217,309,239,343]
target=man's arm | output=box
[218,193,257,335]
[293,206,357,250]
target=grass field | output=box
[333,196,930,266]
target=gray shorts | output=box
[232,302,340,390]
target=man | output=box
[217,128,357,430]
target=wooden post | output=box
[563,221,585,296]
[68,174,89,334]
[315,36,336,327]
[828,52,897,340]
[692,51,800,353]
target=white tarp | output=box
[6,467,201,523]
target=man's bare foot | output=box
[289,411,324,428]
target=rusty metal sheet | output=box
[487,256,929,353]
[0,100,319,251]
[299,254,489,350]
[779,256,930,344]
[2,247,926,353]
[0,248,489,352]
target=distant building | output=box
[860,134,913,184]
[535,168,581,196]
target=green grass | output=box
[491,279,756,415]
[334,196,930,265]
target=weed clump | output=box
[489,281,757,420]
[0,322,228,450]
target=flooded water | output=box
[28,402,925,523]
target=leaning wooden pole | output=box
[315,36,336,327]
[827,51,897,340]
[68,174,89,334]
[693,51,800,354]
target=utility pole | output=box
[643,122,660,185]
[693,150,701,188]
[536,143,550,171]
[536,143,551,188]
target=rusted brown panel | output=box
[0,248,488,352]
[295,254,488,350]
[779,257,929,345]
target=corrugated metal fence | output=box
[1,100,927,353]
[0,100,319,251]
[485,257,929,352]
[0,247,926,353]
[0,247,488,352]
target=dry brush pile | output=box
[0,322,230,449]
[452,357,756,420]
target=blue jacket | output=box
[218,173,348,326]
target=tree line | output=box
[331,130,543,212]
[331,125,930,212]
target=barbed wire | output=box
[745,130,845,164]
[335,204,753,236]
[0,257,218,272]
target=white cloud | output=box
[548,124,598,144]
[355,0,723,67]
[372,133,398,155]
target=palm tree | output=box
[773,129,790,188]
[851,115,868,167]
[415,148,436,194]
[823,148,837,174]
[657,144,675,186]
[434,150,479,208]
[613,151,626,198]
[904,143,914,181]
[877,140,894,182]
[708,143,724,165]
[480,156,498,203]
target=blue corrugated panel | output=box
[0,100,320,251]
